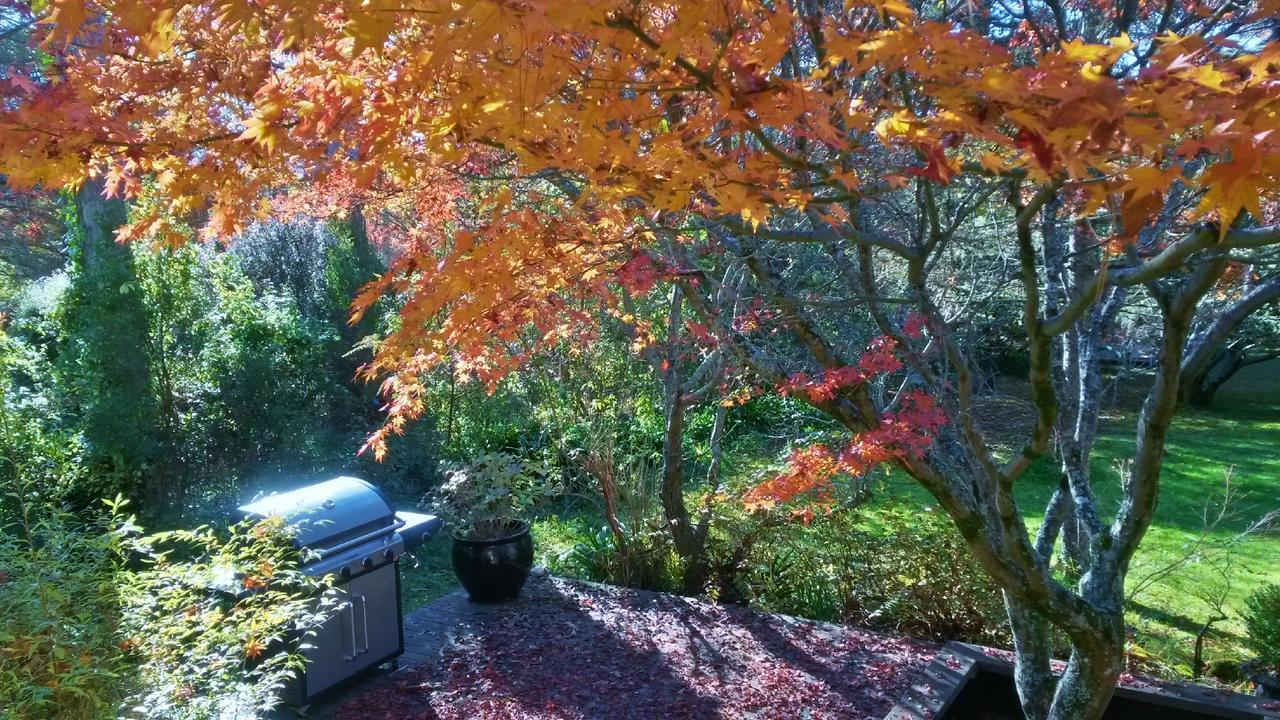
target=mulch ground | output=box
[333,577,937,720]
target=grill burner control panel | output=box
[306,531,406,585]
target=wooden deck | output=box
[291,570,1280,720]
[296,568,555,718]
[297,568,937,719]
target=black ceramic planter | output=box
[451,519,534,602]
[1244,663,1280,699]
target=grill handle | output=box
[358,595,370,654]
[342,600,357,661]
[317,518,405,559]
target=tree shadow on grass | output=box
[1127,598,1248,645]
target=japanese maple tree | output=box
[3,0,1280,718]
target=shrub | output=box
[1244,584,1280,668]
[0,317,87,509]
[426,452,556,535]
[743,502,1010,645]
[0,490,338,720]
[117,515,339,720]
[548,453,683,593]
[554,524,682,593]
[0,496,130,720]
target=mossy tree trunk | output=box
[66,179,165,510]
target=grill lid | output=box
[238,476,397,551]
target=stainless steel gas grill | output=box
[236,476,441,705]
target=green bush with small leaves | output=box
[0,497,130,720]
[555,524,682,593]
[1244,584,1280,669]
[740,501,1011,646]
[116,513,339,720]
[1,492,337,720]
[427,452,558,536]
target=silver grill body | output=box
[237,476,440,705]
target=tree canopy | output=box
[3,2,1280,718]
[2,0,1276,452]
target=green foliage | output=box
[491,492,1008,646]
[198,225,439,504]
[0,375,337,720]
[200,256,339,474]
[56,199,160,504]
[726,501,1010,645]
[0,320,86,507]
[117,514,338,720]
[427,452,557,536]
[555,525,617,581]
[0,485,336,720]
[1244,584,1280,668]
[553,524,682,593]
[0,496,129,720]
[558,455,683,592]
[3,211,441,515]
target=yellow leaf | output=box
[978,152,1007,174]
[875,110,920,139]
[1188,65,1232,92]
[1107,33,1134,62]
[42,0,86,47]
[1118,166,1182,198]
[347,0,397,54]
[1060,38,1108,64]
[236,117,279,153]
[1195,143,1263,237]
[1079,182,1112,218]
[1061,33,1132,66]
[870,0,914,21]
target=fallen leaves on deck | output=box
[336,578,936,719]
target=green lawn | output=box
[1095,361,1279,672]
[1039,361,1278,673]
[873,360,1280,673]
[400,360,1280,676]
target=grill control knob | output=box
[339,567,351,579]
[362,557,374,569]
[384,549,396,561]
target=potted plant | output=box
[426,453,551,602]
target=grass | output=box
[873,360,1280,674]
[399,360,1280,678]
[1029,361,1279,674]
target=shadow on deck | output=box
[297,570,937,719]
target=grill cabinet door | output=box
[290,583,357,703]
[348,563,402,669]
